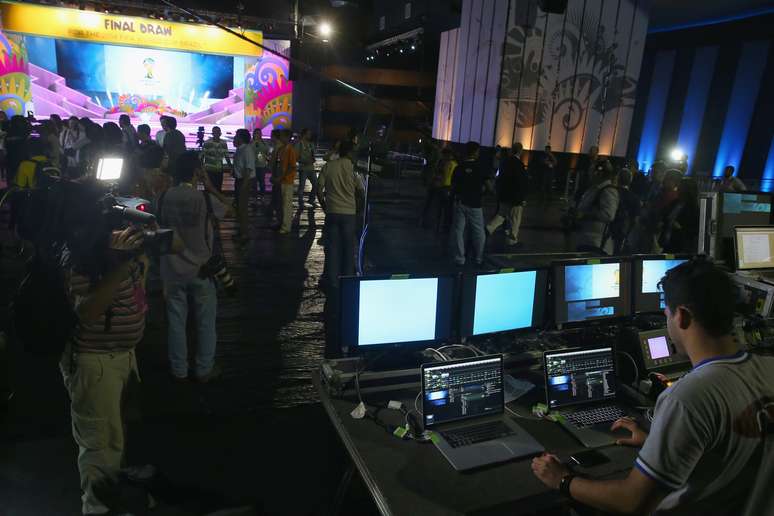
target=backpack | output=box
[10,255,77,355]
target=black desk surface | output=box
[313,369,640,516]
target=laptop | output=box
[543,346,634,448]
[421,355,544,471]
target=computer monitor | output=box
[339,274,455,352]
[734,226,774,270]
[459,269,548,337]
[633,255,690,313]
[637,329,690,371]
[719,193,773,238]
[543,346,617,409]
[552,259,631,325]
[421,355,503,428]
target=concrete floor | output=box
[0,170,569,515]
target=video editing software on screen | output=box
[423,357,503,427]
[545,348,617,409]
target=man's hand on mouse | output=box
[611,416,648,447]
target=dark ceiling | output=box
[647,0,774,31]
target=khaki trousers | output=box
[486,203,524,244]
[60,345,138,515]
[280,183,294,232]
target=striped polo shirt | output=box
[69,262,147,353]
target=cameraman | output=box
[61,219,150,515]
[158,151,232,382]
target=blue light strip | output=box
[761,136,774,193]
[649,8,774,34]
[677,46,718,175]
[636,50,676,174]
[712,40,771,177]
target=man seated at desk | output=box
[532,259,774,515]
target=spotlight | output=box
[670,148,686,162]
[411,44,416,50]
[319,21,332,38]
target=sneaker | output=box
[195,363,222,384]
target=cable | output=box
[436,344,480,357]
[617,350,640,388]
[505,405,543,421]
[424,347,448,362]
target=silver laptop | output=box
[544,346,634,448]
[421,355,544,471]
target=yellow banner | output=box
[0,2,262,57]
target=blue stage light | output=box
[676,46,718,175]
[712,41,770,177]
[636,51,676,174]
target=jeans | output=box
[450,203,485,265]
[280,183,295,232]
[298,168,318,208]
[165,277,218,378]
[324,213,357,288]
[256,167,268,194]
[486,203,524,244]
[60,345,138,515]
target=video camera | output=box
[18,157,174,261]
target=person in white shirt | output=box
[232,128,255,244]
[531,259,774,516]
[155,116,169,148]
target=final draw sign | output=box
[0,1,262,57]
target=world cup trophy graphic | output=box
[142,57,155,80]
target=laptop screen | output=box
[422,356,503,428]
[544,347,617,409]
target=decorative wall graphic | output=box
[105,94,187,118]
[0,30,31,117]
[433,0,650,157]
[244,40,292,133]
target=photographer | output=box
[61,213,151,515]
[158,151,232,382]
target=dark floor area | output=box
[0,171,568,515]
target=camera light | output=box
[670,148,686,162]
[96,158,124,181]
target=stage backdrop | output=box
[433,0,651,157]
[0,1,292,134]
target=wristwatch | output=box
[559,474,575,498]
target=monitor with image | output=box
[633,255,690,313]
[553,259,631,325]
[459,269,548,337]
[339,275,455,352]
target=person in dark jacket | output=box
[450,141,490,266]
[660,178,699,253]
[486,142,529,246]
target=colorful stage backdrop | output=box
[0,1,291,136]
[433,0,651,157]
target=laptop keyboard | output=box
[565,405,625,428]
[439,421,514,449]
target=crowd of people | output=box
[417,138,732,265]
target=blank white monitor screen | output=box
[96,158,124,181]
[357,278,438,346]
[473,271,536,335]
